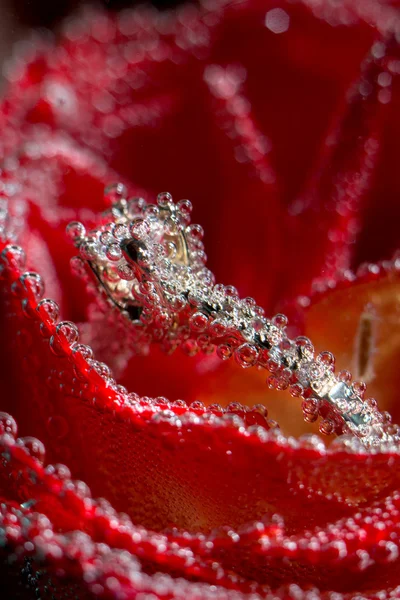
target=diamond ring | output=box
[67,185,398,447]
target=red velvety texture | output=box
[1,1,400,598]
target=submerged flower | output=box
[1,0,400,598]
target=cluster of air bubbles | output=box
[65,187,400,447]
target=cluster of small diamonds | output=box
[67,186,400,446]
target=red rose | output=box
[1,1,400,598]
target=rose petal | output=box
[1,2,400,597]
[302,261,400,426]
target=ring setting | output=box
[67,185,399,447]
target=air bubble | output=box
[36,298,60,322]
[208,403,223,412]
[66,221,86,242]
[157,191,173,207]
[104,182,128,205]
[100,231,115,246]
[251,404,268,417]
[19,436,46,463]
[338,370,352,383]
[289,383,304,397]
[319,419,336,436]
[317,351,335,370]
[106,244,122,261]
[127,197,146,218]
[71,479,91,499]
[358,424,371,437]
[45,463,71,481]
[216,343,233,360]
[89,360,112,379]
[20,272,44,300]
[72,343,94,361]
[235,343,258,368]
[187,224,204,241]
[56,321,79,344]
[80,241,100,260]
[352,381,367,398]
[0,412,18,437]
[227,402,245,413]
[295,336,314,360]
[302,398,319,423]
[272,313,288,329]
[1,244,26,269]
[299,434,326,451]
[365,397,377,410]
[117,263,135,280]
[130,219,150,239]
[209,319,227,337]
[170,295,187,311]
[70,256,87,277]
[112,224,130,240]
[225,285,238,298]
[143,204,160,220]
[189,312,208,332]
[126,392,140,405]
[191,400,205,411]
[172,399,187,408]
[177,199,192,216]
